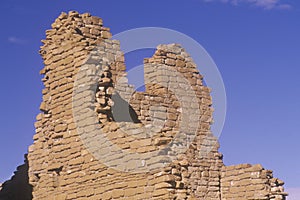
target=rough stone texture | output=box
[0,11,287,200]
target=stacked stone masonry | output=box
[221,164,287,200]
[0,11,287,200]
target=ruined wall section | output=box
[28,11,117,199]
[28,11,222,200]
[26,11,287,200]
[221,164,287,200]
[0,155,32,200]
[142,44,224,199]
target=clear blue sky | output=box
[0,0,299,198]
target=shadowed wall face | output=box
[0,155,32,200]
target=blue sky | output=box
[0,0,299,198]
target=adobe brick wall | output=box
[0,11,287,200]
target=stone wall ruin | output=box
[0,11,288,200]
